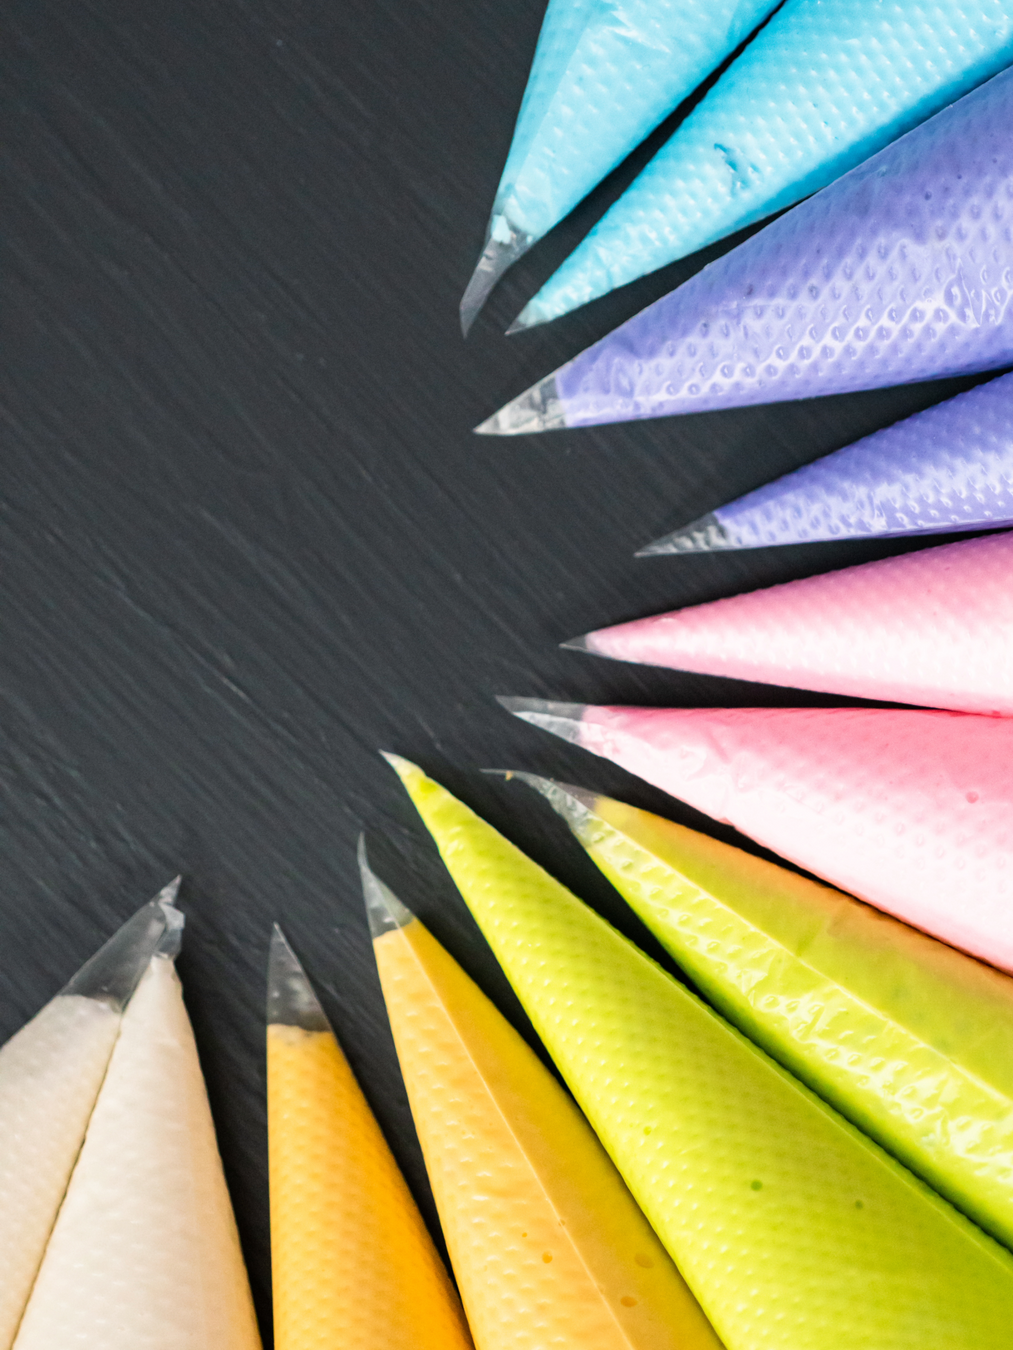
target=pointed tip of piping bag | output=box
[506,769,597,805]
[559,633,591,653]
[559,633,615,659]
[560,632,622,661]
[495,696,588,745]
[379,749,428,793]
[473,373,566,435]
[636,512,736,557]
[358,834,416,939]
[62,879,186,1008]
[505,301,547,335]
[491,768,604,835]
[267,924,331,1031]
[156,899,186,961]
[153,876,185,961]
[510,264,597,329]
[157,875,182,905]
[459,223,533,336]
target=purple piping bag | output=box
[477,67,1013,435]
[644,371,1013,553]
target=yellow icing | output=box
[373,913,720,1350]
[267,1018,471,1350]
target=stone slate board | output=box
[1,0,996,1339]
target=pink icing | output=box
[579,704,1013,971]
[586,532,1013,715]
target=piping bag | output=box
[384,755,1013,1350]
[644,371,1013,553]
[459,0,780,332]
[479,65,1013,433]
[0,882,178,1350]
[361,832,719,1350]
[515,0,1013,328]
[518,772,1013,1252]
[13,902,262,1350]
[569,530,1013,715]
[266,926,472,1350]
[501,700,1013,974]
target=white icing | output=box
[14,957,261,1350]
[0,995,121,1350]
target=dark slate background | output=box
[0,0,992,1339]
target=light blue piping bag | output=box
[515,0,1013,328]
[460,0,781,332]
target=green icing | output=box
[387,756,1013,1350]
[553,784,1013,1253]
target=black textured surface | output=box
[1,0,996,1339]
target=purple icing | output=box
[713,370,1013,546]
[556,67,1013,426]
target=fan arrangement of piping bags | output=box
[514,0,1013,329]
[379,755,1013,1350]
[479,64,1013,433]
[459,0,782,332]
[7,884,261,1350]
[647,371,1013,553]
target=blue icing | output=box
[491,0,779,244]
[715,373,1013,547]
[523,0,1013,324]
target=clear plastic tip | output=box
[559,633,616,659]
[506,297,551,334]
[504,771,602,835]
[496,696,588,745]
[63,878,184,1008]
[380,750,417,780]
[636,512,734,556]
[267,926,331,1031]
[358,836,415,939]
[474,374,567,435]
[460,222,533,337]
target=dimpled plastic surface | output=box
[517,702,1013,971]
[0,996,120,1350]
[493,66,1013,431]
[485,0,778,248]
[699,370,1013,548]
[540,778,1013,1249]
[268,1021,469,1350]
[581,531,1013,714]
[521,0,1013,325]
[14,956,262,1350]
[389,759,1013,1350]
[372,903,718,1350]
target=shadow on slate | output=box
[0,0,1002,1341]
